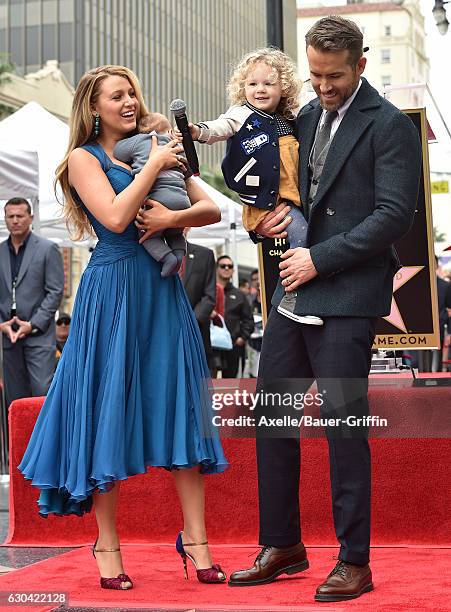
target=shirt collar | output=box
[336,79,362,119]
[7,231,32,252]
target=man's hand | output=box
[235,337,245,347]
[12,318,32,342]
[254,202,292,239]
[0,318,16,343]
[279,247,318,291]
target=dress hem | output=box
[20,457,228,518]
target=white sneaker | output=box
[277,307,324,325]
[277,292,324,325]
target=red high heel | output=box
[176,531,226,583]
[92,539,133,590]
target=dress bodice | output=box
[74,143,140,265]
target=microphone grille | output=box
[170,98,186,116]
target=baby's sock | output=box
[173,249,185,265]
[160,252,180,277]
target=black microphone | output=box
[169,98,200,176]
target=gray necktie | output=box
[313,110,338,165]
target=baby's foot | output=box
[161,252,181,277]
[173,249,185,265]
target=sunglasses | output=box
[56,320,70,326]
[218,263,233,270]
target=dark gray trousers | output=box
[256,309,376,566]
[3,342,55,407]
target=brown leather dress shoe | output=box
[228,543,309,586]
[315,560,373,602]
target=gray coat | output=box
[272,78,422,318]
[0,232,64,347]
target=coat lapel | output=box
[15,233,39,287]
[302,78,382,217]
[0,241,11,290]
[310,109,373,214]
[298,104,322,206]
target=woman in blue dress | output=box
[18,65,228,590]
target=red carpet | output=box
[4,381,451,547]
[0,544,450,611]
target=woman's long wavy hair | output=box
[227,48,301,119]
[55,65,148,241]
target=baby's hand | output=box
[174,123,201,141]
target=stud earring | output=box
[94,113,100,137]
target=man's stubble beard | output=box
[319,72,360,112]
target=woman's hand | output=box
[135,199,178,242]
[146,136,184,171]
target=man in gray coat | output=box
[229,17,422,602]
[0,198,64,407]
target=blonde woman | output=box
[19,65,227,590]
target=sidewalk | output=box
[0,480,73,573]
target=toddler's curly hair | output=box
[227,47,301,119]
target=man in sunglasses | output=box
[216,255,254,378]
[55,312,71,363]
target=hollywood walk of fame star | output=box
[383,266,424,332]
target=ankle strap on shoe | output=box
[183,541,208,547]
[94,546,121,552]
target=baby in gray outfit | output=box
[114,113,191,277]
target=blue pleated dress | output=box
[18,143,228,517]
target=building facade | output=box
[0,0,269,166]
[297,1,429,96]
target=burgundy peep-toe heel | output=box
[92,539,133,590]
[175,531,226,584]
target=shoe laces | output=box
[254,546,272,563]
[331,557,348,579]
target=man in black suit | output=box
[180,237,216,368]
[229,17,422,602]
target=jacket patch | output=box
[234,157,257,183]
[241,132,269,155]
[246,175,260,187]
